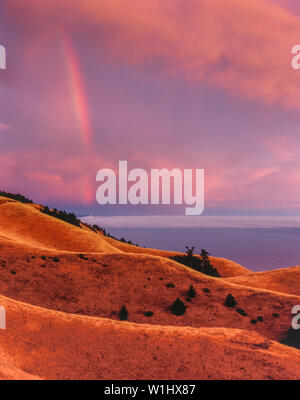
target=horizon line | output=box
[80,215,300,229]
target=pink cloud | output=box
[1,0,299,212]
[0,123,13,131]
[263,134,300,163]
[5,0,300,108]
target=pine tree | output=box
[225,294,237,308]
[119,305,129,321]
[187,285,196,299]
[170,298,186,316]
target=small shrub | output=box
[118,306,129,321]
[251,319,258,324]
[281,327,300,349]
[170,298,186,316]
[236,308,248,317]
[257,316,264,322]
[187,285,196,299]
[53,257,60,263]
[225,294,237,308]
[166,283,175,288]
[10,270,16,275]
[272,313,280,318]
[203,288,210,293]
[144,311,154,317]
[78,254,88,260]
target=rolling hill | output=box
[0,194,299,380]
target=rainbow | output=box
[63,35,92,149]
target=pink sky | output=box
[0,0,299,214]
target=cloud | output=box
[0,123,12,131]
[265,0,300,15]
[81,215,300,229]
[1,0,299,212]
[5,0,300,108]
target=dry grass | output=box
[0,195,299,380]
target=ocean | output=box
[105,227,300,271]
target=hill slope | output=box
[0,194,299,380]
[0,197,121,253]
[0,294,300,380]
[226,266,300,296]
[0,241,299,341]
[103,235,251,277]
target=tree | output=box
[187,285,196,299]
[170,298,186,316]
[119,305,129,321]
[200,248,220,277]
[169,247,220,278]
[185,246,195,267]
[200,249,210,259]
[185,246,195,257]
[225,294,237,308]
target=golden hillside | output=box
[227,266,300,296]
[0,294,300,380]
[0,194,299,380]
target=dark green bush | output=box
[42,206,81,228]
[166,283,175,288]
[236,308,247,317]
[0,191,33,204]
[224,294,237,308]
[144,311,154,317]
[170,248,220,278]
[187,285,196,299]
[170,298,186,316]
[118,305,129,321]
